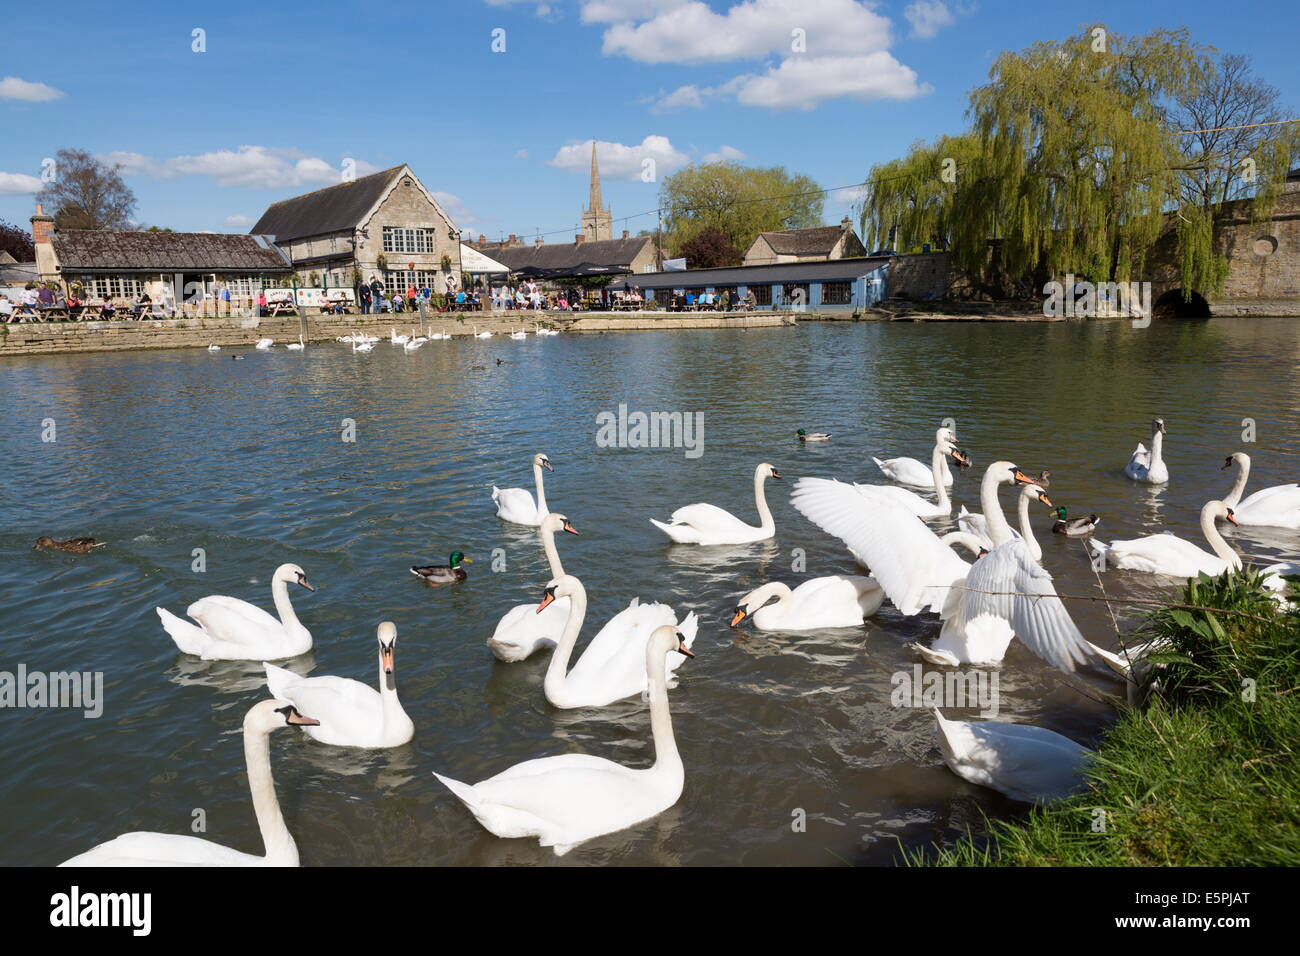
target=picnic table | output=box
[266,301,298,317]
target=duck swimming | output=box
[796,429,831,442]
[1051,507,1099,537]
[411,551,472,583]
[33,536,106,554]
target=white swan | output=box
[59,701,317,866]
[730,575,883,631]
[352,339,374,353]
[433,624,692,856]
[538,574,697,709]
[1091,500,1239,578]
[1124,418,1168,483]
[650,462,781,545]
[156,563,315,661]
[933,708,1092,805]
[264,622,413,748]
[286,335,304,351]
[510,328,527,340]
[864,435,970,517]
[474,325,493,339]
[391,328,409,345]
[873,426,960,487]
[255,337,274,350]
[207,344,221,351]
[1221,452,1300,529]
[958,482,1054,560]
[491,453,553,526]
[487,513,579,662]
[403,336,423,351]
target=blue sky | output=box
[2,0,1296,243]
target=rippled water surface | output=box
[2,318,1298,866]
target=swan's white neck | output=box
[645,640,682,778]
[543,580,588,703]
[1018,490,1042,561]
[940,531,986,559]
[930,443,951,510]
[270,577,301,634]
[533,461,549,516]
[980,468,1015,546]
[753,468,775,532]
[1150,429,1165,467]
[1201,505,1241,569]
[540,522,565,579]
[243,721,297,866]
[376,651,408,736]
[1223,457,1249,508]
[750,581,794,613]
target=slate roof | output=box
[51,231,293,273]
[469,236,653,272]
[248,166,404,242]
[755,225,848,256]
[608,256,891,290]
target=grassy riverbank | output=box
[915,570,1300,866]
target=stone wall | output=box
[886,252,951,301]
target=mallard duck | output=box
[796,429,831,442]
[34,536,106,554]
[1051,507,1099,536]
[411,551,472,583]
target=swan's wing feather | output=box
[664,502,750,534]
[567,599,674,690]
[790,478,968,615]
[958,540,1099,673]
[187,596,281,644]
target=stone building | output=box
[741,218,868,266]
[580,143,613,242]
[249,164,462,295]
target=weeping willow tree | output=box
[861,26,1295,298]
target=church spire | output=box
[588,141,603,213]
[580,140,612,241]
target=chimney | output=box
[31,202,54,245]
[840,216,852,231]
[507,234,517,245]
[478,233,485,244]
[575,233,585,245]
[535,237,544,247]
[31,202,58,281]
[622,229,629,240]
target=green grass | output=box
[912,569,1300,866]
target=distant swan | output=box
[264,623,413,748]
[255,338,274,350]
[650,462,781,545]
[156,563,315,661]
[59,701,317,866]
[491,453,553,526]
[1124,418,1168,483]
[433,625,693,856]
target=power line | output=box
[1176,117,1300,135]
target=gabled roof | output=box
[753,225,847,255]
[249,166,405,242]
[51,231,292,273]
[608,255,892,290]
[469,236,652,272]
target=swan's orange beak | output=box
[540,459,554,472]
[950,448,972,467]
[380,644,395,689]
[770,468,782,480]
[1226,509,1239,525]
[730,607,747,627]
[1012,469,1035,485]
[536,587,557,613]
[283,707,320,727]
[563,520,579,535]
[1037,492,1053,507]
[676,633,695,658]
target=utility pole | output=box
[656,206,664,272]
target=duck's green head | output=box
[449,551,472,568]
[797,429,807,436]
[1055,506,1067,519]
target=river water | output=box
[2,317,1298,866]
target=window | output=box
[822,280,852,305]
[752,284,772,306]
[87,275,143,300]
[715,286,738,302]
[382,227,435,254]
[781,283,810,307]
[384,270,438,295]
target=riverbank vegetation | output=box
[913,570,1300,866]
[860,26,1299,300]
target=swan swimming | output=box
[491,453,554,526]
[1220,452,1300,529]
[865,434,971,518]
[1124,418,1169,483]
[59,701,318,866]
[730,575,884,631]
[487,513,580,662]
[1091,500,1240,578]
[933,708,1092,805]
[433,624,693,856]
[156,563,315,661]
[873,426,964,487]
[264,622,413,748]
[650,462,781,545]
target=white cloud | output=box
[549,135,689,180]
[96,147,379,189]
[600,0,892,64]
[223,214,253,229]
[0,170,44,194]
[650,85,706,112]
[702,145,746,163]
[727,52,928,110]
[0,76,64,102]
[433,191,477,227]
[580,0,689,23]
[514,148,529,159]
[904,0,956,39]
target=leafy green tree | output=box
[659,162,823,259]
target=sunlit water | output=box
[2,318,1298,866]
